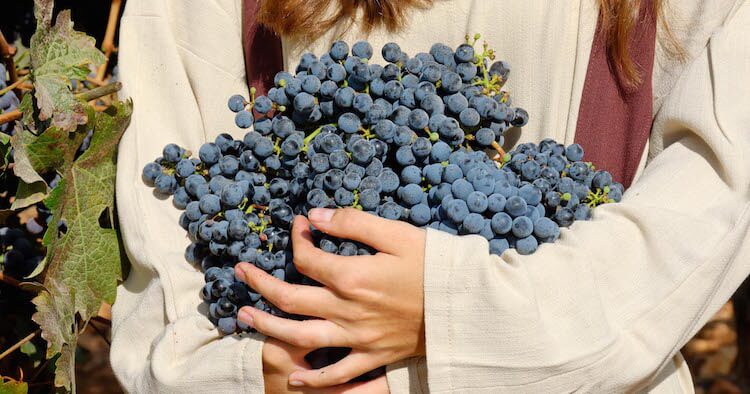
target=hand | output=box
[263,337,388,393]
[237,207,426,388]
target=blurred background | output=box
[0,1,748,392]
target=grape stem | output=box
[302,123,337,151]
[490,140,507,158]
[351,189,362,210]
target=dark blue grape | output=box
[352,41,373,59]
[142,162,163,184]
[228,94,246,112]
[382,42,402,63]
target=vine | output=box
[0,0,130,392]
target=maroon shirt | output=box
[241,1,657,187]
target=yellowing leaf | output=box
[0,379,28,394]
[29,0,105,132]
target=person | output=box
[110,0,750,392]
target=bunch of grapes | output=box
[142,37,623,335]
[0,63,21,134]
[0,226,44,279]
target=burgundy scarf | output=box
[241,1,657,187]
[574,3,656,187]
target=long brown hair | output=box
[257,0,678,87]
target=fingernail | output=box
[289,380,304,387]
[234,265,245,279]
[309,208,335,223]
[237,309,254,328]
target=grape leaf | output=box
[9,130,46,186]
[0,132,14,223]
[12,124,84,175]
[30,0,105,132]
[0,133,9,170]
[10,109,90,211]
[0,379,28,394]
[9,128,50,211]
[11,180,48,211]
[18,92,36,130]
[13,39,31,70]
[9,131,47,211]
[31,100,132,391]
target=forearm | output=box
[421,3,750,391]
[111,0,265,391]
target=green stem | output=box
[0,74,29,96]
[273,137,282,156]
[351,190,360,208]
[302,123,337,150]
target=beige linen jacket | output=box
[111,0,749,392]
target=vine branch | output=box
[0,74,30,96]
[0,271,22,289]
[95,0,122,82]
[76,81,122,102]
[0,28,21,97]
[0,82,122,126]
[0,329,41,361]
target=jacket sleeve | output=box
[416,2,750,393]
[109,1,267,392]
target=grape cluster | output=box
[0,227,44,279]
[1,63,21,134]
[142,37,623,335]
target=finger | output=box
[292,215,363,286]
[289,350,385,388]
[308,207,423,254]
[334,375,389,394]
[263,337,312,366]
[235,262,335,317]
[241,307,348,349]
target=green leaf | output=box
[32,100,132,391]
[11,179,49,210]
[20,340,44,368]
[13,39,31,70]
[29,0,105,132]
[0,133,9,170]
[18,92,36,130]
[9,114,91,211]
[0,379,28,394]
[10,131,46,186]
[9,128,50,210]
